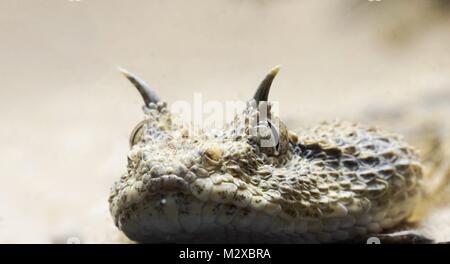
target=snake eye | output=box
[129,120,147,147]
[257,121,279,148]
[253,119,287,156]
[269,121,282,152]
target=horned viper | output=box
[109,67,430,243]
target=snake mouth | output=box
[110,172,291,243]
[111,190,293,243]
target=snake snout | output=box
[143,174,189,193]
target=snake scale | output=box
[108,67,426,243]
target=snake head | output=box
[109,67,423,243]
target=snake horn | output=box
[253,65,281,104]
[118,67,160,106]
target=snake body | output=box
[109,68,423,243]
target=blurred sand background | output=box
[1,0,450,243]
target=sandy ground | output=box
[1,0,450,243]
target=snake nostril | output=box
[203,145,223,166]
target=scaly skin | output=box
[109,68,423,243]
[364,89,450,219]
